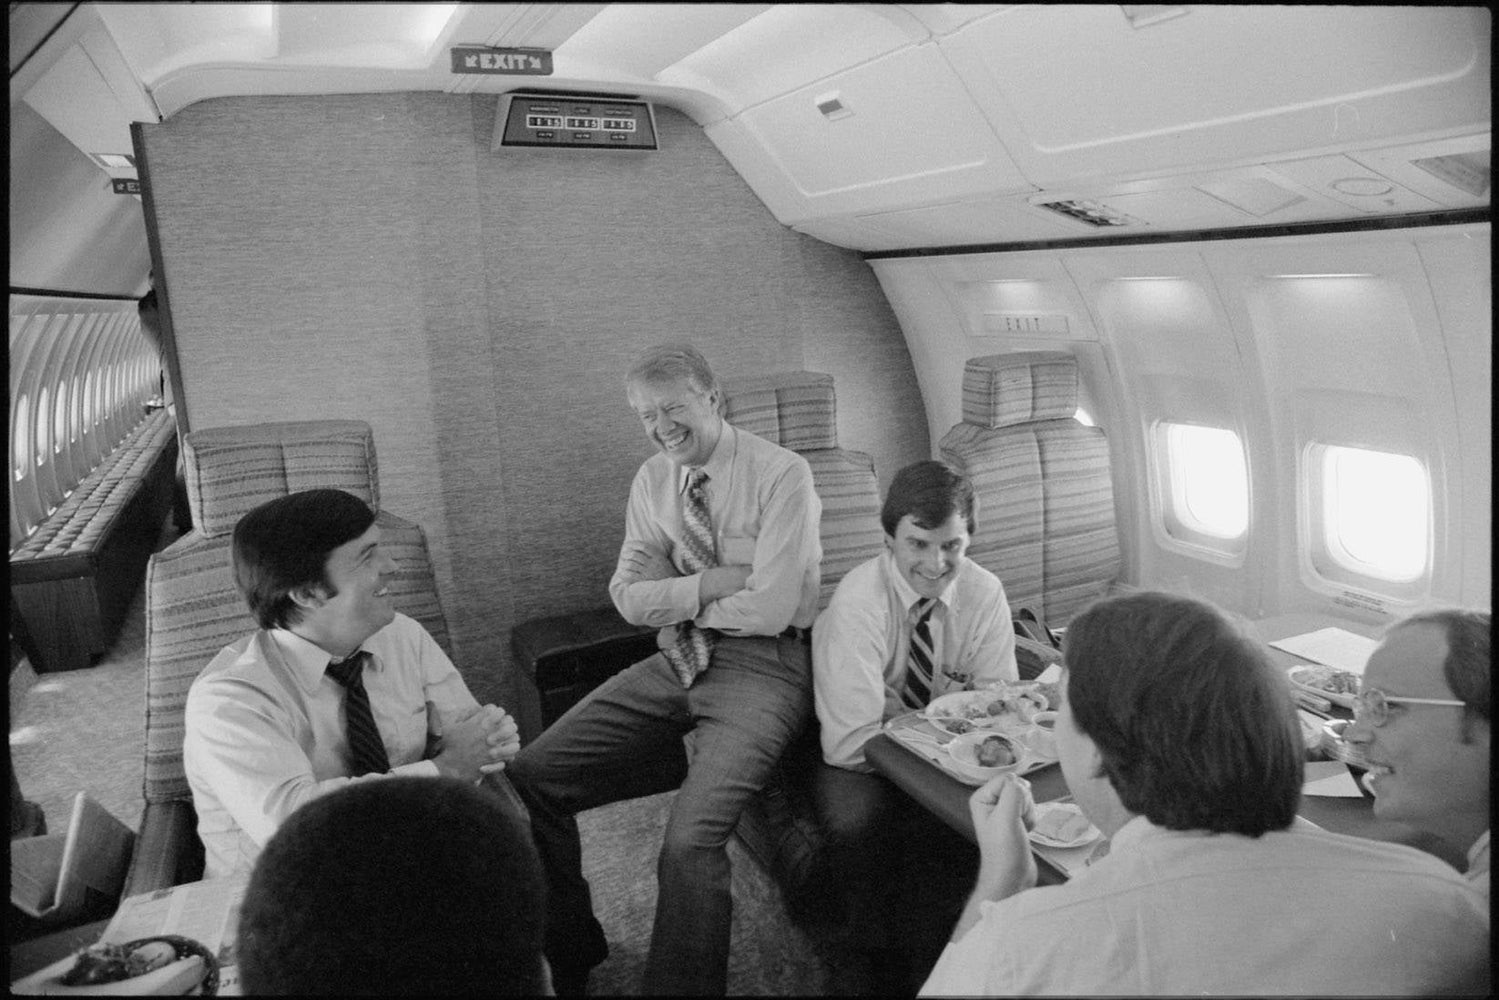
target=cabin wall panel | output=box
[138,95,923,735]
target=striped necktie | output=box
[663,468,716,688]
[326,650,391,776]
[901,598,939,710]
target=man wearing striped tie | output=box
[809,459,1017,990]
[183,489,522,883]
[508,343,822,996]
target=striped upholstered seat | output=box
[126,420,450,895]
[721,371,886,900]
[938,352,1121,626]
[722,371,884,611]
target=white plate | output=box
[1286,664,1359,709]
[1027,801,1101,849]
[925,685,1048,735]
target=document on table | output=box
[1269,627,1377,674]
[1301,760,1365,797]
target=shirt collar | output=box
[1468,829,1490,876]
[884,549,959,615]
[678,420,735,493]
[269,628,378,691]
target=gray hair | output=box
[626,343,720,401]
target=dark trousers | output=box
[508,633,812,995]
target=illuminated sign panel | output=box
[451,47,553,75]
[496,95,658,150]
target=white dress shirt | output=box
[609,423,822,634]
[184,613,480,879]
[813,551,1016,770]
[920,816,1491,996]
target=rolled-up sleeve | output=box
[813,597,890,770]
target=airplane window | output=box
[1164,423,1248,539]
[1074,407,1096,427]
[54,383,68,453]
[1320,446,1428,582]
[13,394,30,481]
[35,387,50,467]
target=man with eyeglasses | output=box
[1345,609,1490,900]
[920,592,1489,996]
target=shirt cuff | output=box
[392,759,440,779]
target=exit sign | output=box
[112,178,141,195]
[451,47,552,75]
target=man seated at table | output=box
[237,776,550,994]
[1346,608,1490,899]
[184,489,521,880]
[810,459,1016,986]
[920,591,1490,996]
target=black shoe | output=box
[547,919,608,996]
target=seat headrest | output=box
[961,352,1079,429]
[722,371,838,451]
[183,420,381,538]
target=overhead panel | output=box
[734,43,1032,218]
[941,5,1492,187]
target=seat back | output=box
[142,421,450,808]
[722,371,885,610]
[938,352,1120,625]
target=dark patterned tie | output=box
[326,651,391,776]
[901,598,939,710]
[663,468,717,688]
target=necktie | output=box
[901,598,939,710]
[663,468,717,688]
[326,650,391,776]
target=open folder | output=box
[11,792,135,924]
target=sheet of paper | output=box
[1036,662,1062,684]
[1269,627,1377,674]
[1301,760,1365,797]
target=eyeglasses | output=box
[1352,688,1467,728]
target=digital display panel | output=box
[497,95,659,150]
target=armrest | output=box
[121,800,204,898]
[1014,633,1064,680]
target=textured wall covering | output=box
[138,92,925,738]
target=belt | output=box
[779,624,812,642]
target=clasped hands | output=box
[620,541,750,604]
[426,701,521,783]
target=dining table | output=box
[865,611,1468,881]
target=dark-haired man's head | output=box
[232,489,396,657]
[880,460,978,601]
[237,777,550,995]
[1056,591,1302,838]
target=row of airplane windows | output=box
[9,300,161,547]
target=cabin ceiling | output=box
[9,3,1492,296]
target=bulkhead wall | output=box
[137,92,926,737]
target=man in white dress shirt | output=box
[1346,608,1490,899]
[809,459,1016,991]
[921,591,1489,996]
[184,488,521,880]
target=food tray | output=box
[883,710,1057,786]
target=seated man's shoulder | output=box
[823,554,887,608]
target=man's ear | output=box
[288,583,328,612]
[883,533,895,554]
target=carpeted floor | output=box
[8,517,846,995]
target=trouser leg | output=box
[641,634,812,995]
[506,655,692,988]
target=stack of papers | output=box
[1269,627,1378,675]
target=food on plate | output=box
[1290,665,1360,696]
[54,936,215,996]
[1030,804,1098,845]
[976,734,1017,767]
[927,681,1051,732]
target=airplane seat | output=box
[717,371,886,916]
[123,420,451,897]
[938,351,1122,632]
